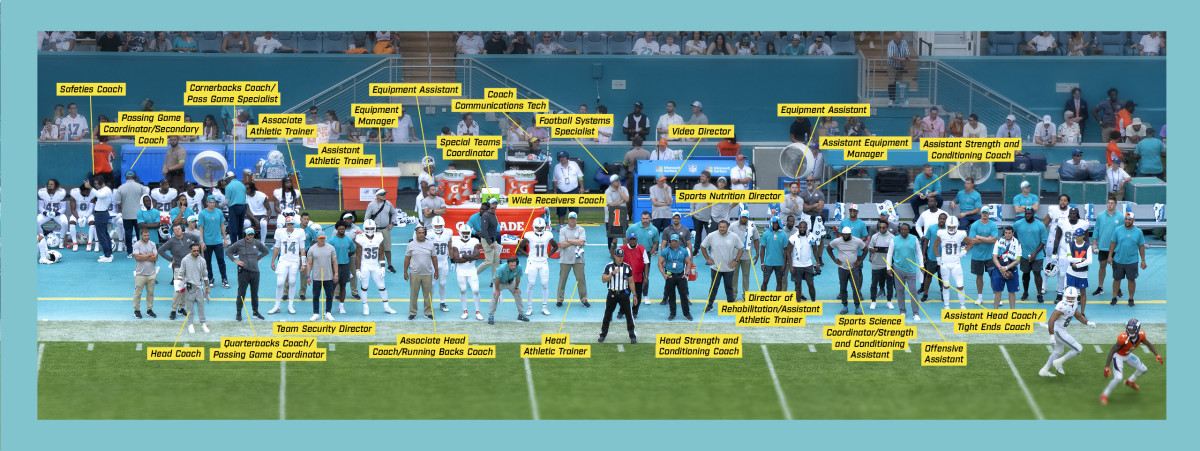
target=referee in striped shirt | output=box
[599,248,637,344]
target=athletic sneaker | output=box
[1037,294,1044,303]
[339,303,346,314]
[134,310,142,319]
[525,308,533,316]
[268,307,281,314]
[1052,357,1066,375]
[541,306,551,315]
[299,294,306,301]
[1021,292,1029,301]
[236,314,243,322]
[1092,287,1104,296]
[705,303,714,313]
[202,323,210,333]
[222,280,230,288]
[943,301,950,308]
[839,307,849,315]
[869,302,877,310]
[253,313,265,320]
[409,315,417,320]
[440,303,449,312]
[667,314,676,321]
[309,314,320,321]
[1110,298,1118,306]
[1038,368,1056,377]
[188,324,195,334]
[424,315,434,320]
[1125,380,1140,391]
[556,301,563,307]
[1128,299,1135,307]
[598,336,606,343]
[912,314,920,321]
[461,311,469,320]
[630,336,637,344]
[1100,394,1108,405]
[71,243,78,252]
[1055,294,1063,302]
[517,314,529,322]
[617,312,624,320]
[1118,289,1124,298]
[362,303,370,315]
[169,310,177,320]
[387,266,397,274]
[854,307,863,315]
[287,305,296,314]
[886,302,894,310]
[487,316,496,325]
[960,303,967,309]
[581,300,591,308]
[475,312,483,321]
[684,314,693,321]
[383,304,396,314]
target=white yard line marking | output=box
[87,343,94,351]
[761,345,793,420]
[136,343,143,351]
[524,358,540,420]
[1141,346,1151,354]
[1094,345,1103,354]
[999,345,1044,420]
[904,345,911,353]
[617,345,624,352]
[184,343,190,347]
[37,343,46,374]
[329,343,336,352]
[808,344,817,353]
[279,361,287,420]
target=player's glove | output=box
[1086,321,1097,328]
[1103,367,1111,379]
[356,269,363,279]
[1048,333,1057,346]
[1155,355,1164,365]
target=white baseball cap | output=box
[841,226,852,234]
[691,101,703,108]
[1006,114,1016,121]
[1020,180,1030,188]
[1042,115,1052,123]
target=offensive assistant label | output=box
[675,190,784,204]
[272,322,376,335]
[146,347,206,361]
[920,138,1021,161]
[921,342,968,366]
[306,144,375,167]
[718,291,822,327]
[656,334,742,358]
[437,135,502,160]
[369,334,496,358]
[823,316,916,361]
[668,125,735,138]
[777,103,870,116]
[521,334,592,358]
[369,83,462,96]
[507,194,606,207]
[57,82,127,96]
[184,81,280,105]
[820,136,913,161]
[209,336,326,362]
[941,309,1044,333]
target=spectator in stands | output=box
[90,114,111,141]
[148,31,173,52]
[324,110,342,140]
[142,98,155,112]
[1012,180,1040,215]
[505,117,527,145]
[456,113,479,136]
[202,115,220,141]
[844,116,870,137]
[764,42,778,55]
[1059,111,1081,145]
[1066,32,1089,56]
[622,101,650,141]
[49,31,76,51]
[40,118,59,141]
[816,116,840,137]
[789,116,812,144]
[60,103,89,141]
[1064,87,1088,138]
[808,34,832,56]
[887,32,910,106]
[951,177,983,232]
[507,32,533,54]
[527,123,550,145]
[1116,100,1135,141]
[1105,131,1122,165]
[656,101,685,142]
[182,115,198,142]
[38,31,50,51]
[908,115,922,142]
[730,155,753,190]
[706,33,733,55]
[578,104,588,114]
[97,31,123,52]
[254,31,295,54]
[717,135,740,156]
[947,113,964,138]
[483,32,507,54]
[734,33,757,55]
[534,33,575,54]
[962,113,986,138]
[921,107,945,138]
[595,105,613,143]
[1133,32,1164,56]
[623,136,650,178]
[658,34,682,55]
[51,104,66,134]
[782,34,804,56]
[632,31,660,55]
[222,31,251,53]
[1124,117,1149,144]
[173,31,197,52]
[1027,31,1057,55]
[439,126,452,136]
[1105,158,1132,201]
[1033,115,1057,147]
[1063,148,1091,176]
[122,31,147,52]
[1132,128,1165,180]
[996,114,1021,139]
[687,101,708,132]
[306,105,320,124]
[911,163,943,213]
[649,138,674,160]
[1092,88,1121,143]
[685,31,708,55]
[456,31,484,55]
[388,107,414,143]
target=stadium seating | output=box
[323,32,348,53]
[1094,31,1129,56]
[275,32,298,52]
[348,31,372,48]
[297,32,322,53]
[197,32,222,53]
[987,32,1023,56]
[609,33,633,55]
[558,33,582,54]
[582,32,607,55]
[830,32,855,55]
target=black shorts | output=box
[923,259,940,273]
[1112,262,1139,280]
[1097,250,1111,262]
[971,259,994,275]
[792,266,815,282]
[1019,258,1044,273]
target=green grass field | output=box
[37,342,1165,420]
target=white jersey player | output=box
[150,184,178,212]
[428,216,455,312]
[451,223,484,320]
[268,215,307,315]
[245,187,271,237]
[38,233,63,264]
[1039,287,1096,377]
[519,217,559,316]
[355,219,396,315]
[37,180,69,248]
[69,184,98,251]
[274,185,301,215]
[934,216,970,308]
[183,183,206,213]
[1051,207,1089,299]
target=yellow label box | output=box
[535,114,613,127]
[210,347,327,361]
[921,138,1021,161]
[675,190,784,204]
[248,124,317,138]
[655,334,742,358]
[354,116,398,128]
[306,154,376,168]
[941,309,1045,323]
[184,81,280,105]
[273,322,375,335]
[319,143,364,155]
[219,337,317,348]
[437,135,503,149]
[259,113,307,125]
[57,82,126,96]
[735,314,806,327]
[550,126,598,139]
[350,103,402,118]
[778,103,870,116]
[824,315,914,361]
[369,345,496,358]
[452,98,549,113]
[848,349,893,361]
[507,194,607,208]
[668,124,735,138]
[369,83,462,96]
[117,111,186,123]
[147,346,206,361]
[921,342,967,366]
[135,135,168,146]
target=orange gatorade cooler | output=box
[438,170,475,206]
[503,170,537,195]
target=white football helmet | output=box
[45,234,61,248]
[532,217,546,233]
[945,216,960,233]
[1044,262,1058,279]
[432,216,445,233]
[458,223,473,240]
[1063,286,1080,305]
[363,219,377,235]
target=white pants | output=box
[1045,327,1083,368]
[525,263,550,306]
[434,260,449,303]
[359,264,388,303]
[244,217,270,237]
[456,267,481,312]
[37,213,68,242]
[1056,255,1070,293]
[940,263,968,304]
[275,259,300,305]
[70,214,96,244]
[1104,352,1148,396]
[111,214,125,250]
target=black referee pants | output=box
[600,290,635,339]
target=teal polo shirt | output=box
[327,233,355,264]
[1012,219,1048,260]
[198,207,227,245]
[1109,226,1145,265]
[626,222,660,250]
[955,190,982,214]
[913,173,941,195]
[759,229,789,267]
[838,218,868,240]
[658,246,691,275]
[136,208,162,242]
[968,220,998,261]
[1012,192,1038,209]
[923,225,940,261]
[891,234,921,273]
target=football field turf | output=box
[37,342,1166,420]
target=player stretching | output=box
[1101,319,1162,404]
[451,223,484,320]
[268,215,306,315]
[1039,287,1096,377]
[355,219,396,315]
[518,217,558,316]
[934,216,970,309]
[429,217,454,312]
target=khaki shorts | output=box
[380,227,392,249]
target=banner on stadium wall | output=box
[303,123,331,149]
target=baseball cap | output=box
[841,226,852,234]
[243,168,253,175]
[225,171,235,179]
[691,101,703,108]
[981,206,991,215]
[627,232,638,240]
[792,34,802,40]
[930,106,939,112]
[567,212,577,219]
[205,195,216,202]
[1072,149,1083,156]
[529,136,540,143]
[1124,211,1136,219]
[1074,228,1087,236]
[670,234,680,241]
[376,188,387,195]
[1006,114,1016,121]
[1132,118,1143,126]
[739,210,750,218]
[717,176,728,184]
[657,175,667,182]
[187,215,198,222]
[633,101,644,108]
[1042,115,1052,123]
[658,138,668,146]
[124,170,136,177]
[672,212,681,218]
[614,248,625,257]
[557,151,568,159]
[1113,158,1123,165]
[735,154,745,161]
[245,227,256,235]
[317,231,327,239]
[848,203,858,211]
[488,197,499,204]
[609,174,620,183]
[1020,180,1030,188]
[342,212,355,220]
